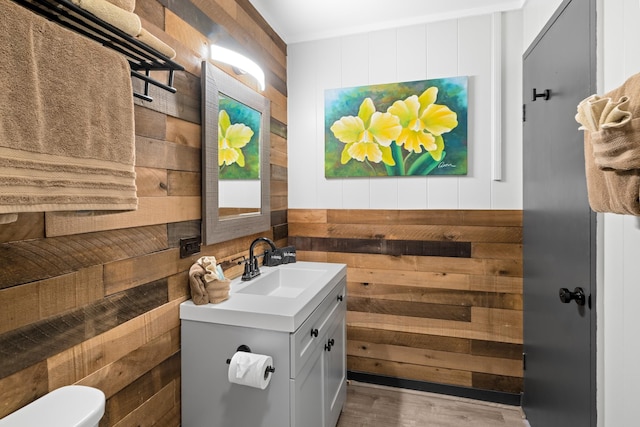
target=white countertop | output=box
[179,261,347,332]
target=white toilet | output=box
[0,385,105,427]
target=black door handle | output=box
[532,88,551,101]
[559,287,586,306]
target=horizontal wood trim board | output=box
[347,340,522,377]
[347,310,522,344]
[0,280,168,379]
[348,282,522,310]
[45,196,201,237]
[0,225,168,289]
[289,236,471,258]
[289,223,521,244]
[348,296,471,322]
[289,209,522,227]
[319,253,522,278]
[346,266,522,294]
[347,326,523,360]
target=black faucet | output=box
[242,237,276,281]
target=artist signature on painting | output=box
[437,161,456,169]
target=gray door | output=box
[522,1,597,426]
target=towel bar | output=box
[12,0,184,102]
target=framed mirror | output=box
[201,60,271,244]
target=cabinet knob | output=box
[337,294,344,302]
[325,338,335,351]
[310,328,319,337]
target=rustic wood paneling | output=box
[136,167,169,197]
[136,136,200,171]
[290,236,471,257]
[289,209,523,395]
[0,280,168,379]
[105,356,178,426]
[0,212,45,243]
[134,105,167,140]
[44,197,201,237]
[0,225,168,288]
[0,265,104,335]
[0,362,49,418]
[1,2,288,425]
[166,116,201,148]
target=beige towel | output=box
[71,0,141,37]
[189,263,210,305]
[576,72,640,215]
[0,1,137,215]
[188,257,230,305]
[136,28,177,59]
[105,0,135,13]
[583,132,640,215]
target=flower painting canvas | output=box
[325,77,468,178]
[218,94,261,180]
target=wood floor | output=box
[337,382,528,427]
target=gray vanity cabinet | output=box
[181,274,346,427]
[291,281,346,427]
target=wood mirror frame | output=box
[201,60,270,245]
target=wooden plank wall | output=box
[289,209,524,395]
[0,0,286,425]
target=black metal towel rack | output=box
[12,0,185,102]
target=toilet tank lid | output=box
[0,385,105,427]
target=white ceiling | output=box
[248,0,525,44]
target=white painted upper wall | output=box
[598,1,640,427]
[521,0,563,50]
[287,12,523,210]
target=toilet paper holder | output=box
[226,345,275,377]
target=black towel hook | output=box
[532,88,551,101]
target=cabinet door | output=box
[323,307,346,427]
[291,344,324,427]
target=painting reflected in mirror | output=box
[218,92,261,217]
[201,60,270,245]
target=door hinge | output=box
[523,352,527,371]
[523,104,526,122]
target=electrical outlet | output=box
[180,236,201,258]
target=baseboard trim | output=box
[347,371,522,407]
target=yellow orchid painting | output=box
[218,94,261,180]
[325,77,467,177]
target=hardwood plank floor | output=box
[337,382,527,427]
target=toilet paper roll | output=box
[227,351,273,389]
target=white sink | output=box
[235,267,326,298]
[180,261,347,332]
